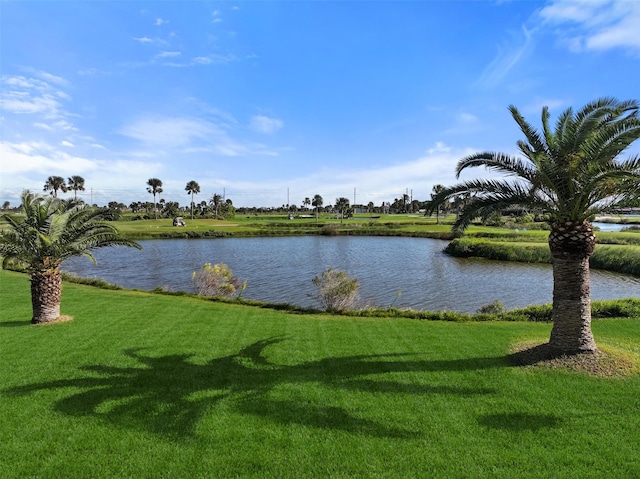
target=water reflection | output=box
[63,237,640,313]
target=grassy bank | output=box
[1,270,640,478]
[444,237,640,277]
[109,215,458,240]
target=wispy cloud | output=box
[458,112,478,124]
[250,115,284,134]
[133,36,154,43]
[157,51,181,58]
[540,0,640,54]
[474,26,534,88]
[119,116,218,147]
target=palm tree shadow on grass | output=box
[5,337,506,441]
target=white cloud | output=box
[540,0,640,53]
[61,140,75,148]
[250,115,284,134]
[0,141,96,174]
[229,142,472,207]
[155,18,168,26]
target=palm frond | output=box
[508,105,550,156]
[455,152,538,180]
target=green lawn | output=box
[1,269,639,478]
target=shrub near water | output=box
[312,268,360,312]
[192,262,246,298]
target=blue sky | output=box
[2,0,640,208]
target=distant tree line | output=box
[19,172,636,223]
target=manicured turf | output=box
[1,270,639,478]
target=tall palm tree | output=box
[185,180,200,220]
[302,197,311,211]
[146,178,163,220]
[0,191,141,324]
[43,176,67,197]
[428,98,640,354]
[312,194,323,223]
[67,175,86,200]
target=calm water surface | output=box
[63,236,640,313]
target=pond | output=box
[592,221,639,232]
[62,236,640,313]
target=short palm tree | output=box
[428,98,640,354]
[146,178,163,220]
[67,175,86,200]
[0,191,141,324]
[43,176,67,197]
[185,180,200,220]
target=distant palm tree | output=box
[146,178,163,220]
[185,180,200,220]
[43,176,67,197]
[67,175,86,200]
[210,193,223,219]
[430,184,445,223]
[335,197,350,224]
[0,191,141,323]
[302,197,311,211]
[367,201,374,217]
[428,98,640,354]
[312,194,323,222]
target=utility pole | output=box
[354,187,356,206]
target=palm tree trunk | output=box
[549,254,596,353]
[548,220,597,353]
[30,270,62,324]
